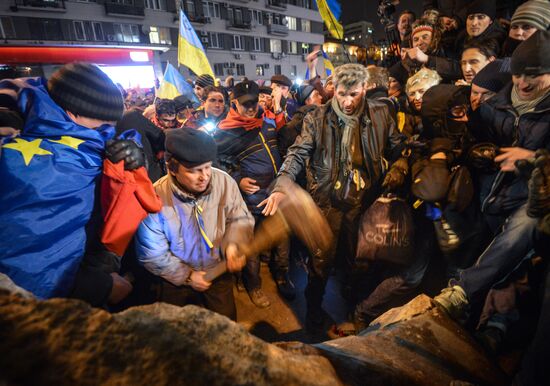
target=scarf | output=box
[218,108,263,131]
[511,85,549,117]
[331,96,366,173]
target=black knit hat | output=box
[466,0,496,20]
[388,62,409,86]
[165,128,217,168]
[48,62,124,122]
[195,74,215,88]
[511,30,550,76]
[472,60,512,93]
[271,74,292,88]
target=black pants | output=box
[305,205,362,314]
[159,272,236,321]
[242,214,290,291]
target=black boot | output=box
[275,271,296,300]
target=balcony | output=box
[226,18,252,31]
[267,23,288,36]
[266,0,286,10]
[11,0,66,12]
[105,2,145,18]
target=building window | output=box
[301,43,309,55]
[145,0,166,10]
[186,0,196,18]
[209,32,222,48]
[290,65,297,77]
[301,19,311,32]
[29,19,63,40]
[288,41,298,54]
[112,0,134,4]
[149,26,171,45]
[253,37,261,51]
[252,10,263,25]
[0,17,15,39]
[73,21,86,40]
[270,39,281,53]
[232,35,244,50]
[202,1,220,18]
[256,64,264,76]
[92,22,104,41]
[236,63,245,76]
[273,14,283,25]
[286,16,297,30]
[113,23,140,43]
[214,63,224,76]
[274,64,281,75]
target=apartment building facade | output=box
[0,0,324,81]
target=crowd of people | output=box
[1,0,550,384]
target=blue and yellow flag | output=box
[157,62,198,103]
[316,0,343,39]
[305,50,334,80]
[0,77,116,299]
[178,9,215,79]
[322,50,335,76]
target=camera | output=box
[377,0,399,27]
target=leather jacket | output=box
[273,98,406,208]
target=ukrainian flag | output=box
[178,9,215,79]
[305,50,334,80]
[157,62,197,101]
[316,0,343,39]
[322,51,334,76]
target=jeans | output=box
[455,204,539,305]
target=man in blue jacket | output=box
[135,129,253,320]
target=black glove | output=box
[382,157,408,190]
[105,139,145,171]
[527,149,550,218]
[467,142,499,172]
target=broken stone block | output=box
[0,291,341,386]
[314,295,509,386]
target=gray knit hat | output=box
[511,0,550,31]
[48,62,124,122]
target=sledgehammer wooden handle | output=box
[203,212,291,282]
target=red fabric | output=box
[100,160,162,256]
[218,108,263,131]
[263,110,286,130]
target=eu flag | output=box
[0,77,115,299]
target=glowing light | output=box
[100,65,156,88]
[129,51,150,62]
[295,77,303,86]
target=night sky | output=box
[343,0,423,40]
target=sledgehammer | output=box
[204,182,333,282]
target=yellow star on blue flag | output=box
[49,136,85,150]
[3,138,53,166]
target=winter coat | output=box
[273,98,406,208]
[135,169,253,283]
[454,21,507,57]
[116,109,165,182]
[214,115,281,215]
[478,83,550,214]
[278,104,317,157]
